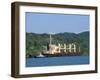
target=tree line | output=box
[26,31,89,58]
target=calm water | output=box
[26,56,89,67]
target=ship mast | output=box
[50,33,52,45]
[49,33,52,54]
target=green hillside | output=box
[26,31,89,58]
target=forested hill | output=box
[26,31,89,57]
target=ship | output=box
[41,33,82,57]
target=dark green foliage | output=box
[26,31,89,57]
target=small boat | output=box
[35,53,44,58]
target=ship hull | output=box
[42,52,82,57]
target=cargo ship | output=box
[40,34,81,57]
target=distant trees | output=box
[26,31,89,58]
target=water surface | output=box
[26,56,89,67]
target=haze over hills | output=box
[26,31,89,57]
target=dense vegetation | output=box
[26,31,89,58]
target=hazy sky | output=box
[26,12,89,34]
